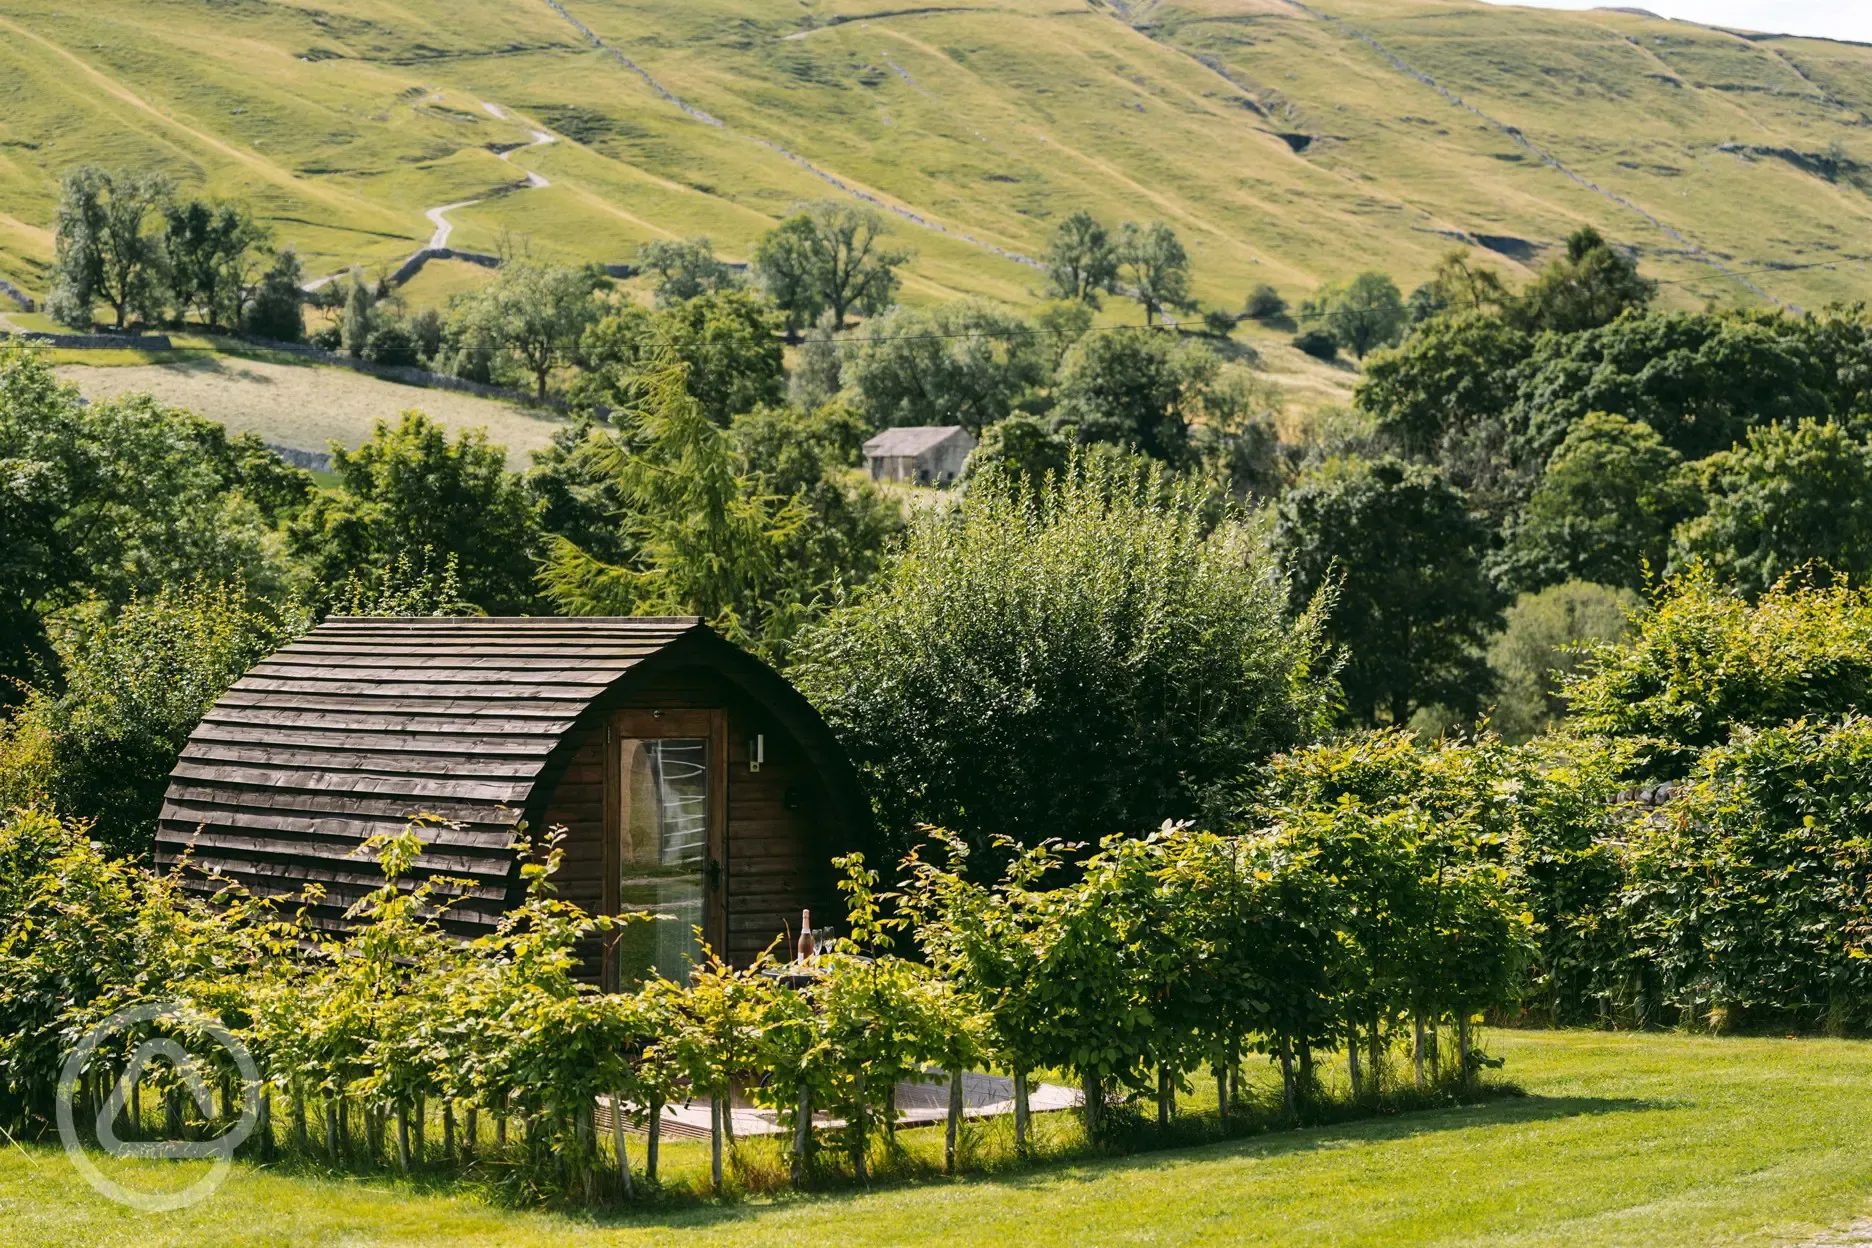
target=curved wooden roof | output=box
[155,616,862,934]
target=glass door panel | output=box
[614,736,709,985]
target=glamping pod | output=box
[155,616,870,985]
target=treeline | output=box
[1270,232,1872,737]
[46,167,306,338]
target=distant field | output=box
[11,1031,1872,1247]
[394,257,500,310]
[0,0,1867,312]
[56,356,566,467]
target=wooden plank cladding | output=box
[157,616,872,964]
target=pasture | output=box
[0,0,1866,311]
[55,355,566,468]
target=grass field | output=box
[0,0,1866,313]
[55,355,567,467]
[10,1031,1872,1247]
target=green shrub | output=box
[1620,716,1872,1031]
[1293,328,1338,360]
[793,451,1334,863]
[17,581,305,858]
[1564,568,1872,776]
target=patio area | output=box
[601,1072,1082,1140]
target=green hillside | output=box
[0,0,1867,312]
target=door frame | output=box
[601,707,729,988]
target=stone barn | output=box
[155,616,871,987]
[862,425,977,486]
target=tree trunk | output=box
[495,1110,507,1151]
[1013,1070,1030,1157]
[852,1073,869,1182]
[325,1096,340,1160]
[1347,1022,1363,1101]
[721,1082,737,1149]
[792,1083,812,1185]
[579,1102,596,1203]
[945,1069,964,1175]
[130,1078,141,1141]
[1414,1013,1427,1091]
[464,1105,477,1163]
[1228,1036,1241,1121]
[1298,1041,1314,1106]
[1157,1065,1173,1130]
[443,1100,456,1163]
[413,1095,425,1165]
[1081,1072,1103,1141]
[1277,1036,1296,1117]
[396,1106,411,1173]
[1458,1011,1473,1092]
[1216,1066,1229,1123]
[612,1094,634,1200]
[1369,1016,1384,1099]
[710,1093,724,1193]
[338,1096,348,1154]
[258,1088,273,1161]
[647,1095,661,1182]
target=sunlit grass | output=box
[0,0,1864,318]
[11,1031,1872,1247]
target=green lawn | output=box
[8,1031,1872,1247]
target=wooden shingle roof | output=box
[156,615,708,932]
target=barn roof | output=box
[156,616,741,932]
[862,425,971,458]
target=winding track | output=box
[425,103,557,249]
[305,103,555,289]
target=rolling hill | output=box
[0,0,1868,316]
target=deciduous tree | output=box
[1275,457,1507,727]
[752,202,910,331]
[1118,220,1192,326]
[1044,210,1119,307]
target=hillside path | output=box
[423,104,557,248]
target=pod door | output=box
[603,708,727,988]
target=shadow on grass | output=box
[465,1091,1673,1232]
